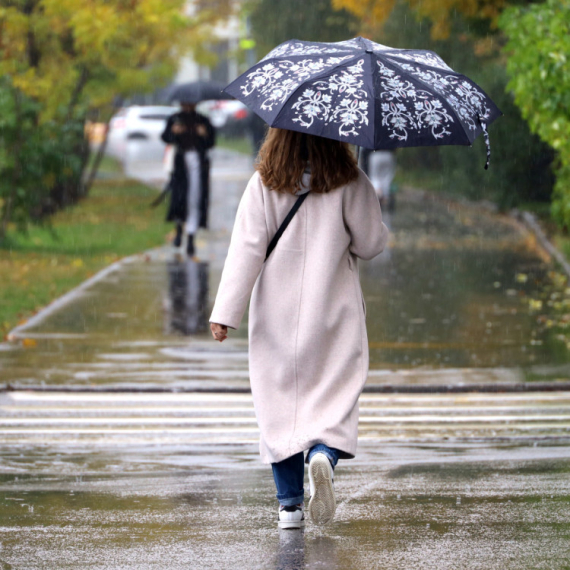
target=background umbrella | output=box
[224,37,502,168]
[167,80,233,104]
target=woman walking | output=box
[161,102,215,257]
[209,128,389,529]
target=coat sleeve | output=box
[343,169,389,260]
[209,173,268,329]
[161,115,178,145]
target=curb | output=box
[402,185,570,279]
[513,210,570,279]
[6,253,142,341]
[3,382,570,394]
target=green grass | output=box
[0,172,169,337]
[92,153,125,176]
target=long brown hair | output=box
[256,128,359,194]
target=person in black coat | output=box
[161,102,215,256]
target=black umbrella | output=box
[224,37,502,168]
[167,80,233,104]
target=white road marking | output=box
[1,391,569,446]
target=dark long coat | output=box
[161,111,215,228]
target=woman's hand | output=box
[172,123,186,134]
[210,323,228,342]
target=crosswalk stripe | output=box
[8,391,570,402]
[1,391,569,445]
[2,415,570,426]
[4,405,570,415]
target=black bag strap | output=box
[265,191,310,261]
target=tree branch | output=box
[66,66,89,122]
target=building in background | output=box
[175,1,246,85]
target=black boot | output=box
[186,234,195,257]
[173,224,183,247]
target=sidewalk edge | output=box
[6,252,144,341]
[514,210,570,279]
[3,382,570,394]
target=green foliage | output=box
[248,0,358,58]
[499,0,570,225]
[0,0,232,239]
[373,3,554,209]
[0,80,88,236]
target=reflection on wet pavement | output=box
[165,257,209,335]
[364,191,567,371]
[0,443,569,569]
[1,158,569,388]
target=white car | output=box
[106,105,179,163]
[197,100,250,135]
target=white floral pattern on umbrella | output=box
[240,56,353,112]
[384,50,453,71]
[396,63,492,129]
[262,42,351,61]
[291,59,369,137]
[378,62,455,141]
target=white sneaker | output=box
[308,453,336,525]
[278,504,305,529]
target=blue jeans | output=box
[271,444,340,507]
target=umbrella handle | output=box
[477,115,491,170]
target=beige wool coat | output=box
[210,168,389,464]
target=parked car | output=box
[107,105,179,162]
[197,100,250,138]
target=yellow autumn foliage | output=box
[0,0,233,121]
[332,0,508,39]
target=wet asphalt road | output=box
[1,442,570,569]
[1,150,570,568]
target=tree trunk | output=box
[83,122,111,196]
[0,91,23,241]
